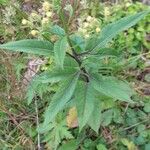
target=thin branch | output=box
[121,118,149,132]
[34,96,41,150]
[59,8,89,82]
[78,50,91,56]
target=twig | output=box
[34,96,41,150]
[123,103,129,115]
[59,9,89,82]
[121,118,149,131]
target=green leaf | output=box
[75,82,101,132]
[74,82,86,129]
[101,109,113,126]
[143,103,150,113]
[37,123,54,133]
[70,34,85,52]
[27,82,50,105]
[53,121,73,148]
[43,72,80,126]
[39,120,73,150]
[97,144,107,150]
[80,83,95,130]
[50,25,65,36]
[58,140,78,150]
[0,0,9,5]
[89,10,150,51]
[91,74,134,103]
[94,48,119,57]
[135,135,146,145]
[26,68,78,104]
[64,56,79,68]
[137,124,145,133]
[75,82,97,131]
[144,73,150,82]
[54,37,68,69]
[113,108,123,124]
[88,98,101,133]
[26,85,36,105]
[145,143,150,150]
[32,68,77,83]
[80,83,94,130]
[0,39,53,56]
[121,138,137,150]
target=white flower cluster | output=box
[21,1,53,37]
[78,16,101,39]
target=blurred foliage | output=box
[110,1,150,52]
[0,0,150,150]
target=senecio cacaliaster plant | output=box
[0,5,150,133]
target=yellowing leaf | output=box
[67,107,78,128]
[121,138,137,150]
[43,72,80,126]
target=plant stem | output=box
[66,52,81,65]
[59,9,79,56]
[59,8,89,82]
[35,96,41,150]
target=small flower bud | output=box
[86,16,92,22]
[42,1,51,12]
[38,9,43,13]
[31,12,38,17]
[85,34,90,38]
[93,18,98,23]
[82,29,87,34]
[96,27,101,33]
[125,2,131,7]
[104,7,110,16]
[42,17,49,24]
[41,66,48,71]
[46,11,53,17]
[22,19,28,25]
[83,22,89,28]
[31,30,38,36]
[78,28,87,34]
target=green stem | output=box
[59,9,89,82]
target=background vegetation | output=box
[0,0,150,150]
